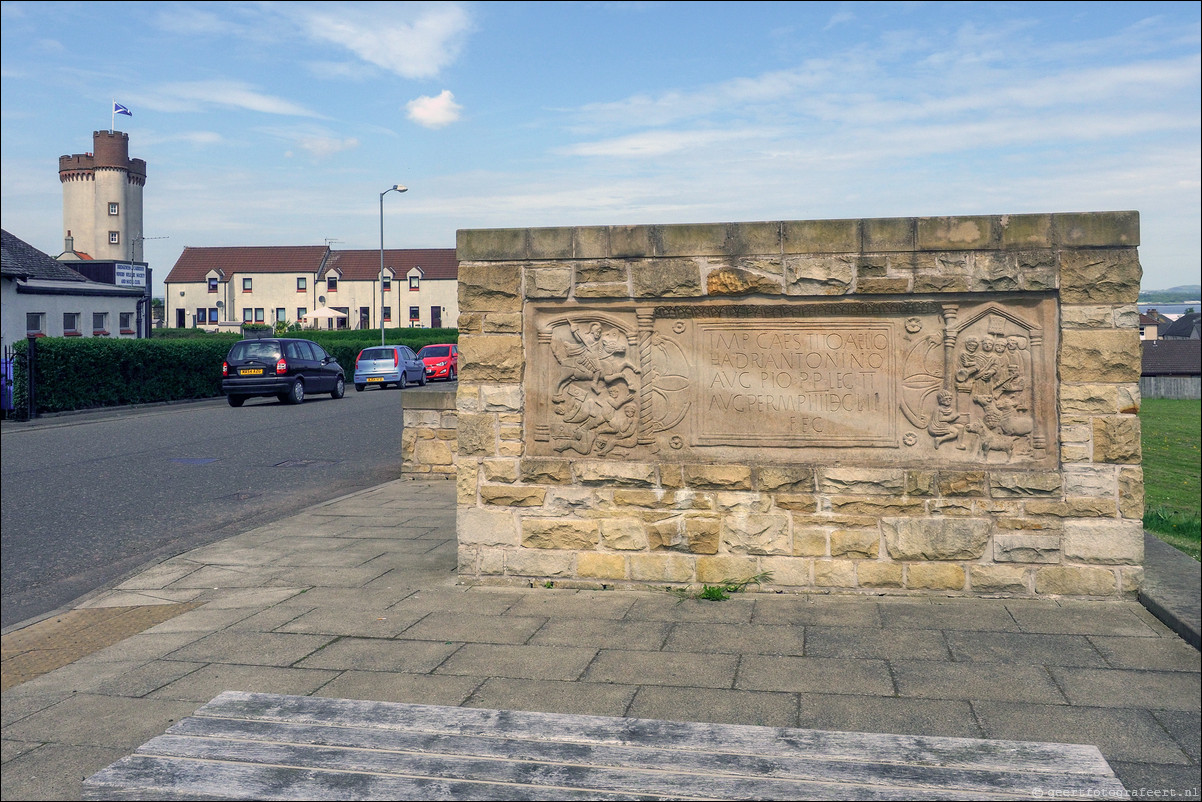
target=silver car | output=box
[353,345,426,391]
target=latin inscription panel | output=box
[525,297,1058,466]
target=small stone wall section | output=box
[401,390,458,475]
[455,212,1144,598]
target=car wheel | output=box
[227,395,246,407]
[285,379,305,404]
[419,370,427,386]
[355,383,365,392]
[331,376,345,399]
[448,367,456,382]
[398,373,407,389]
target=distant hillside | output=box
[1139,285,1201,302]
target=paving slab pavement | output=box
[2,477,1199,800]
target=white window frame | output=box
[108,202,120,216]
[108,231,120,245]
[63,312,81,333]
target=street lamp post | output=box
[379,184,408,346]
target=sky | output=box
[1,1,1199,300]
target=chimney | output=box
[64,230,74,252]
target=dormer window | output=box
[208,278,219,292]
[327,276,338,292]
[382,276,392,292]
[409,275,420,290]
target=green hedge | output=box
[12,328,459,415]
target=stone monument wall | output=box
[455,212,1144,598]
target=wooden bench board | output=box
[82,691,1126,801]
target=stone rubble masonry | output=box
[448,212,1142,599]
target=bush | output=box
[11,328,459,415]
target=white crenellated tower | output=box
[58,130,146,261]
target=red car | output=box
[417,343,459,381]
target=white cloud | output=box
[296,135,360,159]
[299,4,472,79]
[406,90,462,128]
[143,81,320,117]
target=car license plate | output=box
[240,368,263,376]
[367,377,383,382]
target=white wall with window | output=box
[1,289,142,346]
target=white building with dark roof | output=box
[1,230,147,350]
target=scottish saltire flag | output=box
[113,102,132,116]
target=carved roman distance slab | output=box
[526,296,1058,467]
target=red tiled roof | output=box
[164,246,331,283]
[322,249,458,281]
[1142,339,1201,376]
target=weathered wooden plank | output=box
[156,717,1125,798]
[193,692,1115,777]
[82,692,1127,802]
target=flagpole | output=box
[111,100,114,134]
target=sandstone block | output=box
[458,508,519,548]
[601,518,649,550]
[506,549,574,578]
[784,254,855,295]
[685,516,721,554]
[1023,499,1115,518]
[907,563,966,591]
[857,561,904,588]
[575,282,628,299]
[521,519,600,550]
[831,498,925,516]
[1092,416,1141,464]
[821,468,904,495]
[905,471,936,497]
[1060,329,1140,383]
[414,439,456,467]
[577,552,626,580]
[684,464,752,490]
[457,229,526,260]
[994,534,1061,564]
[456,465,478,506]
[760,556,813,587]
[575,461,657,486]
[883,517,991,561]
[792,526,828,557]
[457,413,496,457]
[1121,566,1144,594]
[999,214,1053,249]
[1118,467,1144,519]
[856,277,911,294]
[482,459,519,483]
[814,559,857,588]
[1062,520,1143,565]
[483,313,523,334]
[970,565,1029,594]
[754,466,816,492]
[863,217,914,251]
[1060,305,1120,329]
[830,529,880,559]
[782,219,860,253]
[526,267,572,299]
[630,258,702,297]
[458,263,522,312]
[575,261,627,284]
[938,472,987,496]
[706,266,783,296]
[1064,466,1118,497]
[480,485,546,507]
[721,513,791,555]
[1035,565,1117,596]
[696,556,760,584]
[990,472,1063,497]
[480,384,523,411]
[648,517,687,551]
[774,494,818,511]
[520,458,572,484]
[918,216,997,250]
[460,335,524,382]
[630,553,695,583]
[1059,249,1141,304]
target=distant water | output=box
[1139,302,1198,317]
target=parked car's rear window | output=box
[229,341,281,361]
[360,348,394,361]
[420,346,450,357]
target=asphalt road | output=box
[0,383,451,631]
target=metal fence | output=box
[1140,375,1202,400]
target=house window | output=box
[276,308,287,323]
[93,312,109,335]
[297,307,307,321]
[208,308,219,324]
[382,276,392,292]
[409,275,420,290]
[196,307,207,324]
[383,306,392,322]
[208,278,218,292]
[63,312,81,334]
[409,306,420,321]
[255,308,265,323]
[108,202,120,216]
[242,278,253,293]
[27,312,46,335]
[297,277,307,292]
[109,231,120,244]
[243,308,253,322]
[120,312,134,333]
[327,276,338,292]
